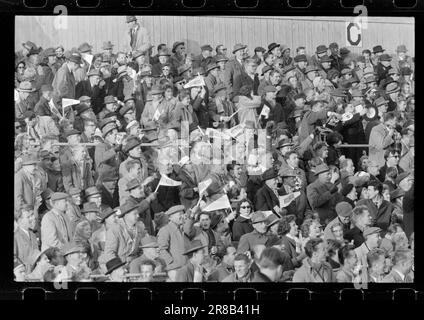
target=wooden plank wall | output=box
[15,16,414,57]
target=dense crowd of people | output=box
[14,16,414,283]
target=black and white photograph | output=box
[14,15,414,283]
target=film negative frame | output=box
[4,0,423,304]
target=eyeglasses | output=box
[240,206,251,209]
[390,155,399,158]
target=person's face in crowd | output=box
[360,210,373,227]
[283,176,296,188]
[397,100,407,112]
[321,61,331,70]
[282,48,291,58]
[130,162,142,177]
[140,264,154,282]
[105,129,117,144]
[192,248,205,267]
[67,251,82,267]
[265,91,276,101]
[67,133,81,146]
[269,222,279,235]
[382,188,390,202]
[345,159,354,174]
[318,146,328,159]
[367,233,381,249]
[332,225,344,240]
[253,221,267,234]
[370,254,385,276]
[88,194,102,208]
[265,177,278,190]
[116,53,126,65]
[270,72,281,85]
[232,164,242,179]
[318,170,331,184]
[180,95,190,106]
[158,55,168,64]
[111,265,127,281]
[401,83,411,95]
[216,61,226,70]
[84,121,96,136]
[97,66,110,80]
[68,61,80,72]
[224,247,237,266]
[90,75,100,86]
[239,201,252,217]
[162,65,171,76]
[152,92,163,102]
[271,47,282,58]
[144,246,160,260]
[55,47,64,58]
[124,209,139,227]
[394,232,409,250]
[288,76,298,88]
[125,99,136,110]
[164,88,173,100]
[234,259,249,278]
[347,187,357,201]
[53,198,68,212]
[19,210,36,230]
[245,62,257,75]
[47,54,57,65]
[309,221,322,238]
[330,45,339,56]
[289,220,299,236]
[216,218,229,234]
[346,250,358,268]
[72,194,82,206]
[81,221,92,239]
[367,162,379,176]
[105,102,118,113]
[17,62,25,74]
[312,242,326,263]
[360,157,369,171]
[199,214,211,230]
[28,53,39,65]
[306,70,316,81]
[387,151,399,167]
[15,122,23,135]
[51,158,61,171]
[286,153,299,168]
[84,209,98,222]
[170,211,184,226]
[367,186,379,200]
[235,49,244,60]
[135,54,146,66]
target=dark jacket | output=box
[126,195,154,236]
[75,80,103,114]
[232,216,253,243]
[306,179,342,225]
[255,184,280,214]
[232,71,259,99]
[344,226,365,248]
[356,199,393,232]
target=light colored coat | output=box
[99,219,145,264]
[14,169,40,214]
[40,209,73,251]
[368,123,395,168]
[14,227,39,268]
[157,221,188,269]
[123,23,151,56]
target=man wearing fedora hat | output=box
[392,44,414,73]
[207,83,237,129]
[224,43,247,96]
[54,241,87,282]
[128,235,166,274]
[203,62,221,94]
[375,53,393,86]
[94,120,123,182]
[15,81,38,121]
[192,44,214,70]
[255,168,281,215]
[75,68,103,114]
[14,205,39,271]
[323,201,353,242]
[237,211,278,255]
[306,163,342,225]
[170,41,186,75]
[157,205,188,271]
[123,16,151,63]
[15,153,43,217]
[52,52,81,103]
[105,256,127,281]
[100,200,146,266]
[175,239,207,282]
[232,58,260,99]
[40,192,73,251]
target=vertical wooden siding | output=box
[15,16,414,56]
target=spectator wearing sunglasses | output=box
[232,199,254,245]
[377,147,404,183]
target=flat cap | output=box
[104,95,116,104]
[263,85,277,93]
[200,44,213,52]
[51,192,69,202]
[305,65,318,73]
[119,202,140,217]
[68,187,81,196]
[165,205,185,216]
[294,54,307,63]
[335,201,353,217]
[261,65,274,75]
[363,227,382,238]
[64,129,81,138]
[85,186,101,198]
[81,202,101,214]
[261,168,278,181]
[140,235,159,248]
[251,211,268,224]
[126,178,141,192]
[314,164,330,176]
